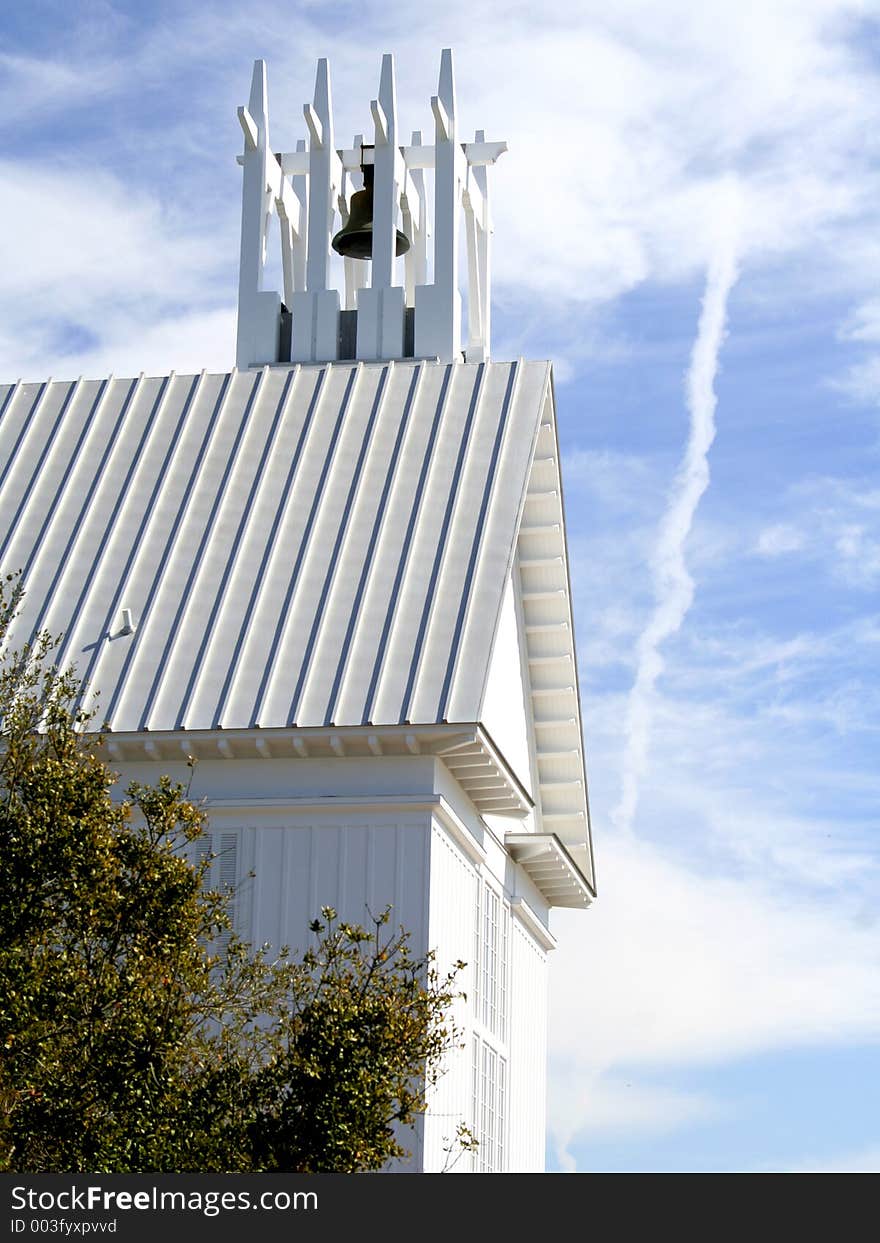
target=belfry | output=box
[0,48,595,1172]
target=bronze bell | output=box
[331,163,410,261]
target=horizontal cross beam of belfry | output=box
[235,49,507,369]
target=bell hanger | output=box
[331,144,411,260]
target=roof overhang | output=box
[505,832,594,908]
[100,722,532,819]
[511,372,597,893]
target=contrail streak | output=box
[613,193,741,835]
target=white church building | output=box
[0,50,595,1172]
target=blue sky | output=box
[1,0,879,1173]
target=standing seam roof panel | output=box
[1,361,553,734]
[331,362,451,727]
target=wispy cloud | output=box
[753,478,880,588]
[755,523,807,556]
[613,184,741,833]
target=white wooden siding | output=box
[507,916,549,1172]
[422,818,479,1172]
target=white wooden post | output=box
[235,50,505,367]
[341,134,370,313]
[291,58,341,363]
[414,49,462,362]
[402,130,428,308]
[236,60,282,368]
[278,137,307,306]
[474,130,491,361]
[357,54,406,361]
[464,128,492,361]
[278,142,311,297]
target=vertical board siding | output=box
[246,819,430,959]
[422,819,479,1173]
[507,918,549,1171]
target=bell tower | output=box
[0,47,595,1173]
[235,50,506,369]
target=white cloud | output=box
[834,355,880,406]
[552,836,880,1070]
[756,523,806,556]
[549,1071,725,1169]
[781,1145,880,1173]
[548,832,880,1165]
[0,50,120,123]
[0,161,231,382]
[741,479,880,586]
[55,309,237,384]
[1,0,879,379]
[839,298,880,346]
[0,162,216,308]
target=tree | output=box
[0,575,464,1172]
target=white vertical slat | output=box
[423,818,479,1172]
[236,60,282,368]
[28,375,151,655]
[333,361,449,725]
[356,54,406,361]
[414,49,462,363]
[0,379,47,507]
[291,59,341,363]
[370,364,479,724]
[0,378,84,586]
[507,918,548,1171]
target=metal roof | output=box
[0,359,594,891]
